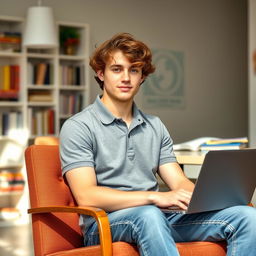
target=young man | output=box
[60,33,256,256]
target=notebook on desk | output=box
[162,149,256,214]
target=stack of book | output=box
[0,32,21,53]
[0,170,25,193]
[199,137,248,151]
[173,137,249,152]
[28,90,52,102]
[0,208,20,221]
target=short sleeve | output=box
[59,118,95,176]
[159,120,177,166]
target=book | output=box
[75,66,81,85]
[2,113,9,136]
[3,65,10,91]
[12,172,25,191]
[28,91,52,102]
[0,171,13,192]
[173,137,220,151]
[199,137,248,151]
[200,142,247,151]
[27,108,33,135]
[203,137,248,145]
[44,63,51,85]
[12,65,20,91]
[0,112,2,135]
[173,137,248,152]
[7,112,17,136]
[27,62,33,85]
[36,63,47,85]
[35,111,43,135]
[0,90,18,100]
[48,109,55,134]
[0,66,4,90]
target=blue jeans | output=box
[84,205,256,256]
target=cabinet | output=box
[0,16,28,226]
[57,21,90,130]
[0,15,90,226]
[25,21,90,138]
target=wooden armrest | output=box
[28,206,112,256]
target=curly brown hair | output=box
[89,33,155,89]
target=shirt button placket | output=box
[127,131,135,160]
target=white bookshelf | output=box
[0,15,90,226]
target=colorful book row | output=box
[0,171,25,192]
[27,62,53,85]
[28,108,55,136]
[60,64,85,85]
[0,111,23,136]
[0,32,21,53]
[0,65,20,100]
[59,93,83,115]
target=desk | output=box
[158,151,205,190]
[174,151,206,165]
[174,151,206,180]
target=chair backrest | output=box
[34,136,59,145]
[25,145,84,256]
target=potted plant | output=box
[59,27,80,55]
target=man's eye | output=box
[131,68,139,73]
[112,68,121,72]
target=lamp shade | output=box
[23,6,58,48]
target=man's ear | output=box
[97,70,104,81]
[140,76,145,85]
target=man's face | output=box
[97,50,144,103]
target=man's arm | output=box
[66,167,154,212]
[66,162,194,212]
[158,162,194,192]
[151,162,195,210]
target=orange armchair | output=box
[25,145,227,256]
[34,136,59,145]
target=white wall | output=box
[248,0,256,147]
[1,0,248,143]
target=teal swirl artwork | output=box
[142,49,185,109]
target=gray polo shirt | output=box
[60,95,177,192]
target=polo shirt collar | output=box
[132,103,144,126]
[93,95,144,126]
[93,95,115,125]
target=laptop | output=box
[162,149,256,214]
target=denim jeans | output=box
[84,205,256,256]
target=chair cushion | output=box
[47,241,226,256]
[176,241,226,255]
[47,242,138,256]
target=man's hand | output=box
[148,189,193,211]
